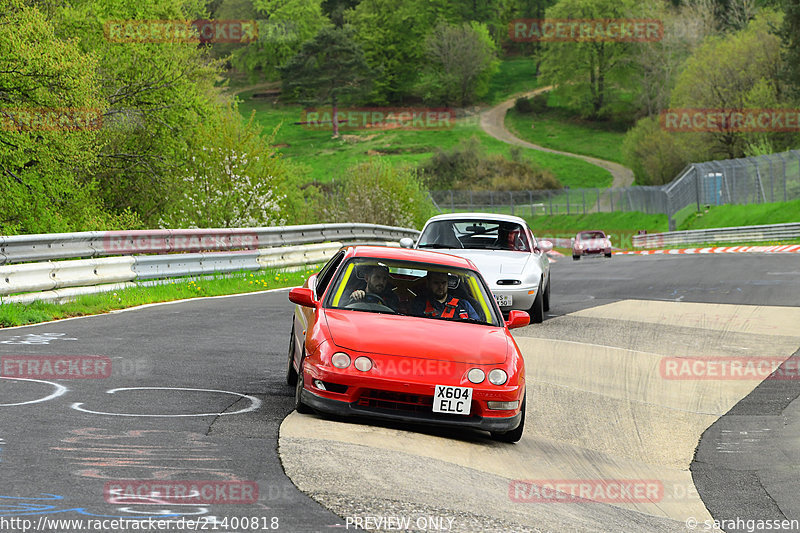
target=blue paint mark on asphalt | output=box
[0,494,182,518]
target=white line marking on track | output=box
[70,387,262,417]
[0,377,68,406]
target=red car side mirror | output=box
[505,310,530,329]
[289,287,316,308]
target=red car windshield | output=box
[579,231,606,240]
[323,258,502,326]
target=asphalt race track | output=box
[1,253,799,533]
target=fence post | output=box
[596,188,600,212]
[566,189,570,214]
[549,190,553,215]
[510,191,514,215]
[582,190,586,214]
[529,190,533,217]
[610,190,614,211]
[450,190,454,212]
[490,190,494,211]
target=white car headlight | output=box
[467,368,485,384]
[331,352,351,369]
[488,369,508,385]
[354,356,373,372]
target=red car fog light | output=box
[354,356,373,372]
[488,369,508,385]
[467,368,485,384]
[487,400,519,410]
[331,352,351,369]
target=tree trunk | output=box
[332,93,339,138]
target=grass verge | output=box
[484,57,540,105]
[678,199,800,230]
[505,107,627,166]
[0,268,317,328]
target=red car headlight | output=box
[467,368,485,384]
[331,352,351,369]
[488,369,508,385]
[354,356,373,372]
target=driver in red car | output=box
[411,271,479,320]
[348,264,400,311]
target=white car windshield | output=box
[418,220,531,251]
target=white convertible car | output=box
[401,213,552,323]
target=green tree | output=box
[539,0,641,118]
[232,0,331,81]
[280,26,372,137]
[53,0,226,226]
[622,116,688,185]
[0,0,136,234]
[778,0,800,101]
[159,109,292,228]
[500,0,557,67]
[670,11,786,158]
[419,22,500,106]
[346,0,459,104]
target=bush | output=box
[324,159,436,229]
[622,116,688,185]
[420,136,561,191]
[530,93,549,113]
[159,109,293,228]
[514,96,533,113]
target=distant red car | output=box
[572,230,612,260]
[286,246,530,442]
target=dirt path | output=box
[480,87,635,188]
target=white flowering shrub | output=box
[161,109,289,228]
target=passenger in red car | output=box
[348,264,400,311]
[411,271,479,320]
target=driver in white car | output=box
[348,264,400,311]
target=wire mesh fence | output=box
[429,150,800,230]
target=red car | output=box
[572,230,612,260]
[286,246,530,442]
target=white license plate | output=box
[432,385,472,415]
[493,293,512,307]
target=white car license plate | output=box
[432,385,472,415]
[493,293,512,307]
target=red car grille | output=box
[357,389,433,413]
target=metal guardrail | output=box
[0,224,417,265]
[632,223,800,248]
[0,224,419,304]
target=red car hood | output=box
[323,310,509,365]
